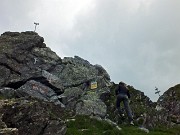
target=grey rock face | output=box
[16,80,62,106]
[94,64,110,80]
[59,87,83,109]
[32,47,60,63]
[1,98,66,135]
[59,56,98,87]
[41,70,64,92]
[76,99,107,117]
[0,88,16,99]
[0,31,112,119]
[75,90,108,117]
[0,31,61,87]
[156,84,180,124]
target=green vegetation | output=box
[66,115,120,135]
[121,126,180,135]
[0,95,6,100]
[66,115,180,135]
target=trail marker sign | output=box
[90,81,97,90]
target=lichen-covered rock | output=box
[41,70,64,92]
[59,56,98,87]
[157,84,180,124]
[0,31,61,87]
[0,98,66,135]
[0,31,180,133]
[75,90,108,117]
[94,64,110,81]
[32,47,61,65]
[59,87,83,109]
[0,128,18,135]
[0,88,16,99]
[16,80,63,106]
[76,99,107,117]
[0,31,113,126]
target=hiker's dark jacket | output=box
[115,84,130,99]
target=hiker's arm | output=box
[115,86,119,95]
[127,91,131,99]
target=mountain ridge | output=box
[0,31,179,135]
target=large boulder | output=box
[59,56,99,87]
[0,98,66,135]
[59,87,84,110]
[16,80,63,106]
[76,99,107,117]
[0,31,61,87]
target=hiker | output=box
[115,81,134,125]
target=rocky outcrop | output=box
[0,31,59,87]
[1,31,179,134]
[0,98,66,135]
[16,80,63,106]
[59,58,111,117]
[156,84,180,125]
[0,31,112,122]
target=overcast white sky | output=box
[0,0,180,101]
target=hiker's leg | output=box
[123,96,133,122]
[116,95,120,108]
[116,95,123,113]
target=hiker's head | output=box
[119,81,125,86]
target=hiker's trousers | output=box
[116,94,133,122]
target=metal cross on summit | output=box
[34,22,39,32]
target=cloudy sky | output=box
[0,0,180,101]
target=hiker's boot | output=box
[117,108,122,114]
